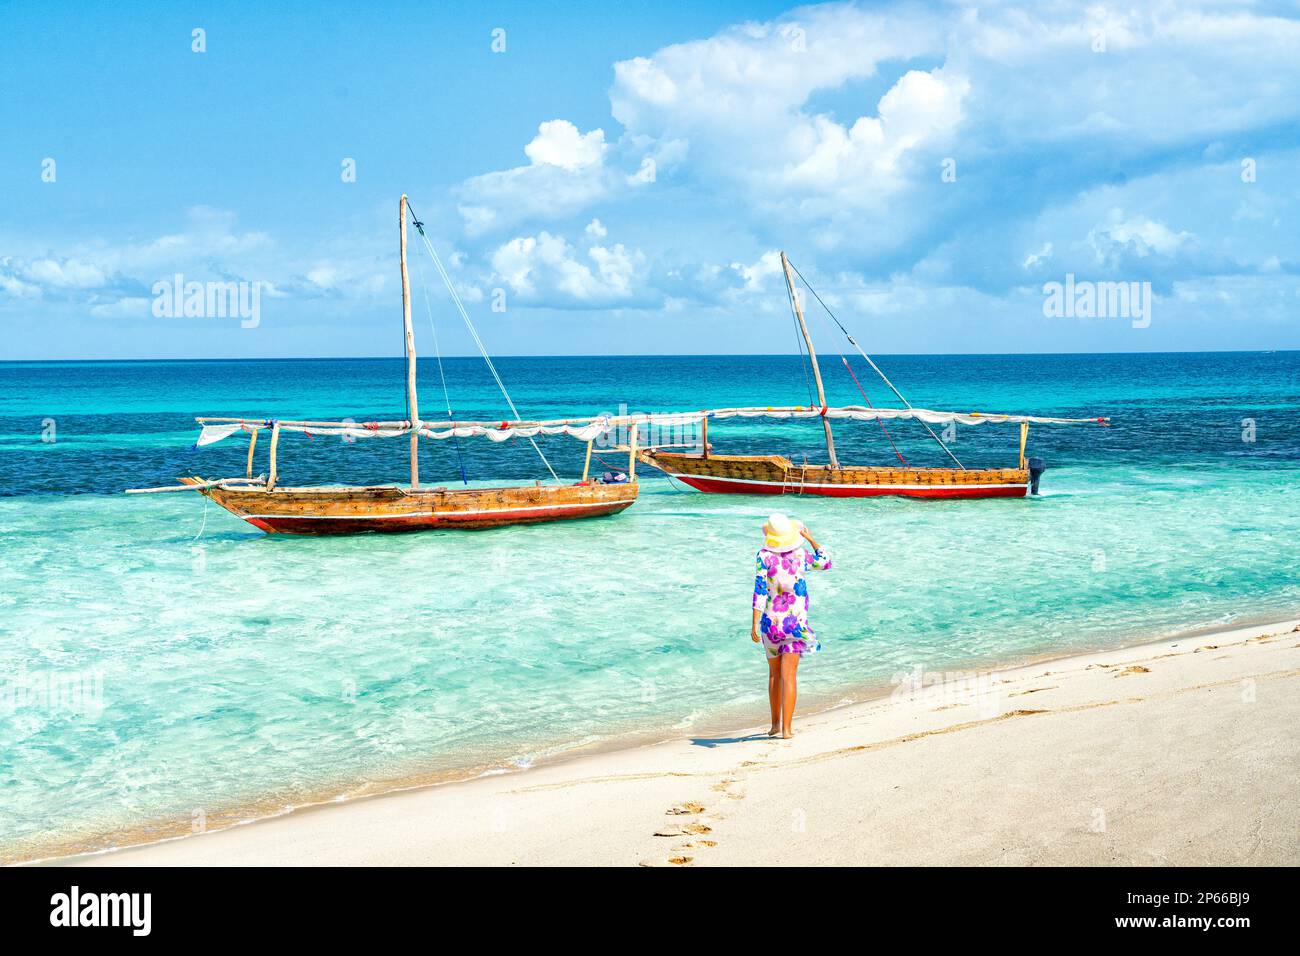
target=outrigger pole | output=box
[399,194,420,489]
[781,251,838,467]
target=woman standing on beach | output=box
[751,514,831,739]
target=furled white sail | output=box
[710,406,1105,427]
[191,406,1104,448]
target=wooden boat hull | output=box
[640,452,1028,500]
[180,478,638,534]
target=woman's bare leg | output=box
[779,652,800,738]
[767,656,781,735]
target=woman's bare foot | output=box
[781,729,794,739]
[767,725,780,737]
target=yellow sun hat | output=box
[763,513,802,551]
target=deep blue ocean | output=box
[1,352,1298,859]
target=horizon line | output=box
[3,347,1296,364]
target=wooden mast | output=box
[400,194,420,488]
[781,251,837,467]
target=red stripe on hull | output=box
[251,500,634,535]
[672,475,1027,500]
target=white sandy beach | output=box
[57,618,1299,867]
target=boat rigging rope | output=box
[792,276,910,465]
[411,241,469,485]
[839,355,908,465]
[191,492,210,541]
[790,270,911,465]
[592,450,626,474]
[405,202,560,484]
[787,259,964,468]
[660,470,689,494]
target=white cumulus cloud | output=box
[523,120,608,171]
[489,231,647,307]
[458,120,622,237]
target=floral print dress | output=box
[752,546,832,658]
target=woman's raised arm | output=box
[800,526,832,571]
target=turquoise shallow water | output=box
[1,353,1298,858]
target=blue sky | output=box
[2,0,1298,359]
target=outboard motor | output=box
[1027,457,1047,495]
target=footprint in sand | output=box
[640,855,696,867]
[656,800,719,865]
[655,821,712,837]
[656,775,753,864]
[664,832,716,866]
[1114,665,1151,676]
[666,801,706,815]
[658,803,714,838]
[712,777,746,800]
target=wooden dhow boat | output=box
[127,195,639,534]
[638,252,1107,500]
[167,471,639,535]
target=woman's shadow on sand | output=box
[689,733,772,748]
